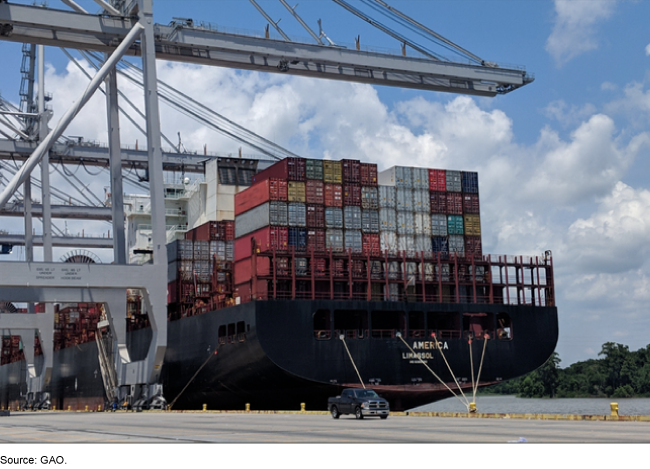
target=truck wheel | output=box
[355,406,363,420]
[331,406,340,419]
[380,415,388,420]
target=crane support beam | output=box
[0,202,112,220]
[0,3,532,96]
[0,234,114,248]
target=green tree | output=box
[537,352,561,397]
[518,374,544,398]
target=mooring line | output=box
[396,333,468,409]
[433,335,471,408]
[339,335,366,389]
[472,334,489,403]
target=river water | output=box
[410,395,650,415]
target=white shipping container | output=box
[397,211,415,235]
[415,234,432,252]
[384,283,399,301]
[379,208,397,232]
[235,202,288,238]
[396,188,412,212]
[326,229,344,252]
[446,170,462,192]
[378,166,413,188]
[436,263,450,282]
[398,235,415,252]
[414,213,431,236]
[345,230,363,254]
[378,186,396,208]
[411,167,429,190]
[380,231,398,252]
[412,189,430,213]
[431,214,448,236]
[449,235,465,255]
[344,206,362,230]
[288,203,306,227]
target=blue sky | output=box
[1,0,650,366]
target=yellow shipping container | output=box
[323,160,342,184]
[463,214,481,236]
[287,181,306,203]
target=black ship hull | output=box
[0,300,558,411]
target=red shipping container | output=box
[307,229,326,252]
[252,157,306,184]
[430,191,447,214]
[465,236,482,258]
[234,226,289,261]
[332,259,345,277]
[234,257,271,285]
[462,194,480,214]
[429,169,446,192]
[305,180,324,204]
[362,234,381,256]
[313,258,327,276]
[351,259,365,278]
[343,184,362,206]
[341,159,361,184]
[360,162,378,186]
[306,204,326,228]
[324,184,343,207]
[213,221,235,241]
[167,280,178,304]
[235,280,269,302]
[234,178,288,216]
[446,192,463,215]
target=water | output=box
[411,395,650,416]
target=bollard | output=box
[245,403,250,412]
[85,405,89,412]
[469,402,477,413]
[52,405,56,411]
[67,405,71,411]
[98,405,101,412]
[300,403,305,412]
[610,402,619,417]
[203,404,207,412]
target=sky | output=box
[1,0,650,366]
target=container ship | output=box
[0,156,558,412]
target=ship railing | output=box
[370,329,405,339]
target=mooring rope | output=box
[433,334,471,408]
[340,335,366,389]
[169,348,217,410]
[472,334,489,403]
[396,332,469,408]
[469,336,475,402]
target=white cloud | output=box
[601,82,618,91]
[646,43,650,56]
[543,99,597,126]
[546,0,617,66]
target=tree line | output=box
[481,342,650,398]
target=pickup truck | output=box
[327,388,389,419]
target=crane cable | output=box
[339,335,366,389]
[396,332,469,409]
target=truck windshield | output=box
[356,390,379,398]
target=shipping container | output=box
[234,178,287,216]
[295,258,309,276]
[288,227,308,252]
[447,215,464,235]
[429,191,447,214]
[378,185,396,208]
[446,170,462,192]
[396,188,412,212]
[323,160,342,184]
[312,257,327,276]
[341,159,361,184]
[306,204,325,228]
[326,229,344,252]
[343,184,362,206]
[380,231,398,253]
[344,206,362,230]
[252,157,306,183]
[461,171,479,193]
[412,189,430,213]
[288,203,307,227]
[463,214,481,236]
[462,194,480,214]
[179,260,193,280]
[430,214,448,237]
[398,235,415,252]
[307,229,326,252]
[449,235,465,255]
[235,201,288,237]
[384,283,399,301]
[234,226,288,261]
[362,234,381,256]
[325,207,343,229]
[411,167,429,190]
[465,236,482,257]
[446,192,463,215]
[360,162,378,186]
[306,159,324,180]
[361,186,379,209]
[287,181,306,203]
[324,183,343,207]
[415,234,432,253]
[361,209,380,234]
[428,169,446,192]
[437,263,451,282]
[397,211,415,235]
[305,180,324,205]
[378,166,413,188]
[234,257,271,285]
[432,236,449,254]
[414,212,431,236]
[193,240,209,260]
[379,208,397,231]
[210,240,234,261]
[345,230,363,254]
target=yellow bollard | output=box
[98,405,101,412]
[610,402,619,417]
[85,405,89,412]
[53,405,56,411]
[300,403,305,412]
[67,405,71,411]
[469,402,477,413]
[202,404,207,412]
[245,403,250,412]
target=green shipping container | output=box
[447,215,464,235]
